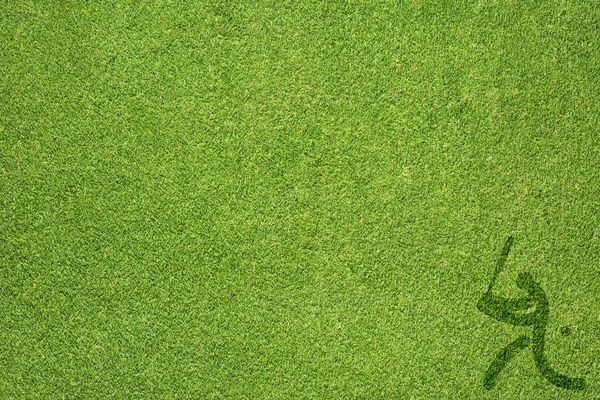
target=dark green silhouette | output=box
[477,236,586,390]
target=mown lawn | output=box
[1,1,599,398]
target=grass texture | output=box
[1,1,600,398]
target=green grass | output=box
[1,0,600,398]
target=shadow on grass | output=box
[477,236,586,391]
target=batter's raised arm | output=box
[478,236,539,325]
[477,291,538,326]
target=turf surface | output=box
[1,0,600,398]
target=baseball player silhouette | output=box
[477,236,585,390]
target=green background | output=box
[1,0,599,398]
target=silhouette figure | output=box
[477,236,586,390]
